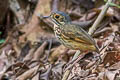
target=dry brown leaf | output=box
[16,65,39,80]
[19,0,53,43]
[48,45,67,63]
[32,41,48,61]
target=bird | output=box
[45,11,99,53]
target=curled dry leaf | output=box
[16,65,39,80]
[19,0,53,44]
[48,45,67,64]
[32,41,48,61]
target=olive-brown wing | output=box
[62,24,96,45]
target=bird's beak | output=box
[42,16,50,19]
[36,13,50,19]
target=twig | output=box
[9,0,25,24]
[62,50,81,80]
[88,0,113,35]
[45,39,52,62]
[52,0,59,12]
[64,53,85,71]
[62,70,71,80]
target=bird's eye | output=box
[55,15,60,19]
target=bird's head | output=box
[50,11,71,25]
[44,11,71,26]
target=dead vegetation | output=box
[0,0,120,80]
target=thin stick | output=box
[62,50,81,80]
[88,0,113,35]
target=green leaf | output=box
[108,2,120,8]
[0,39,5,44]
[0,32,2,35]
[104,0,120,8]
[104,0,107,2]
